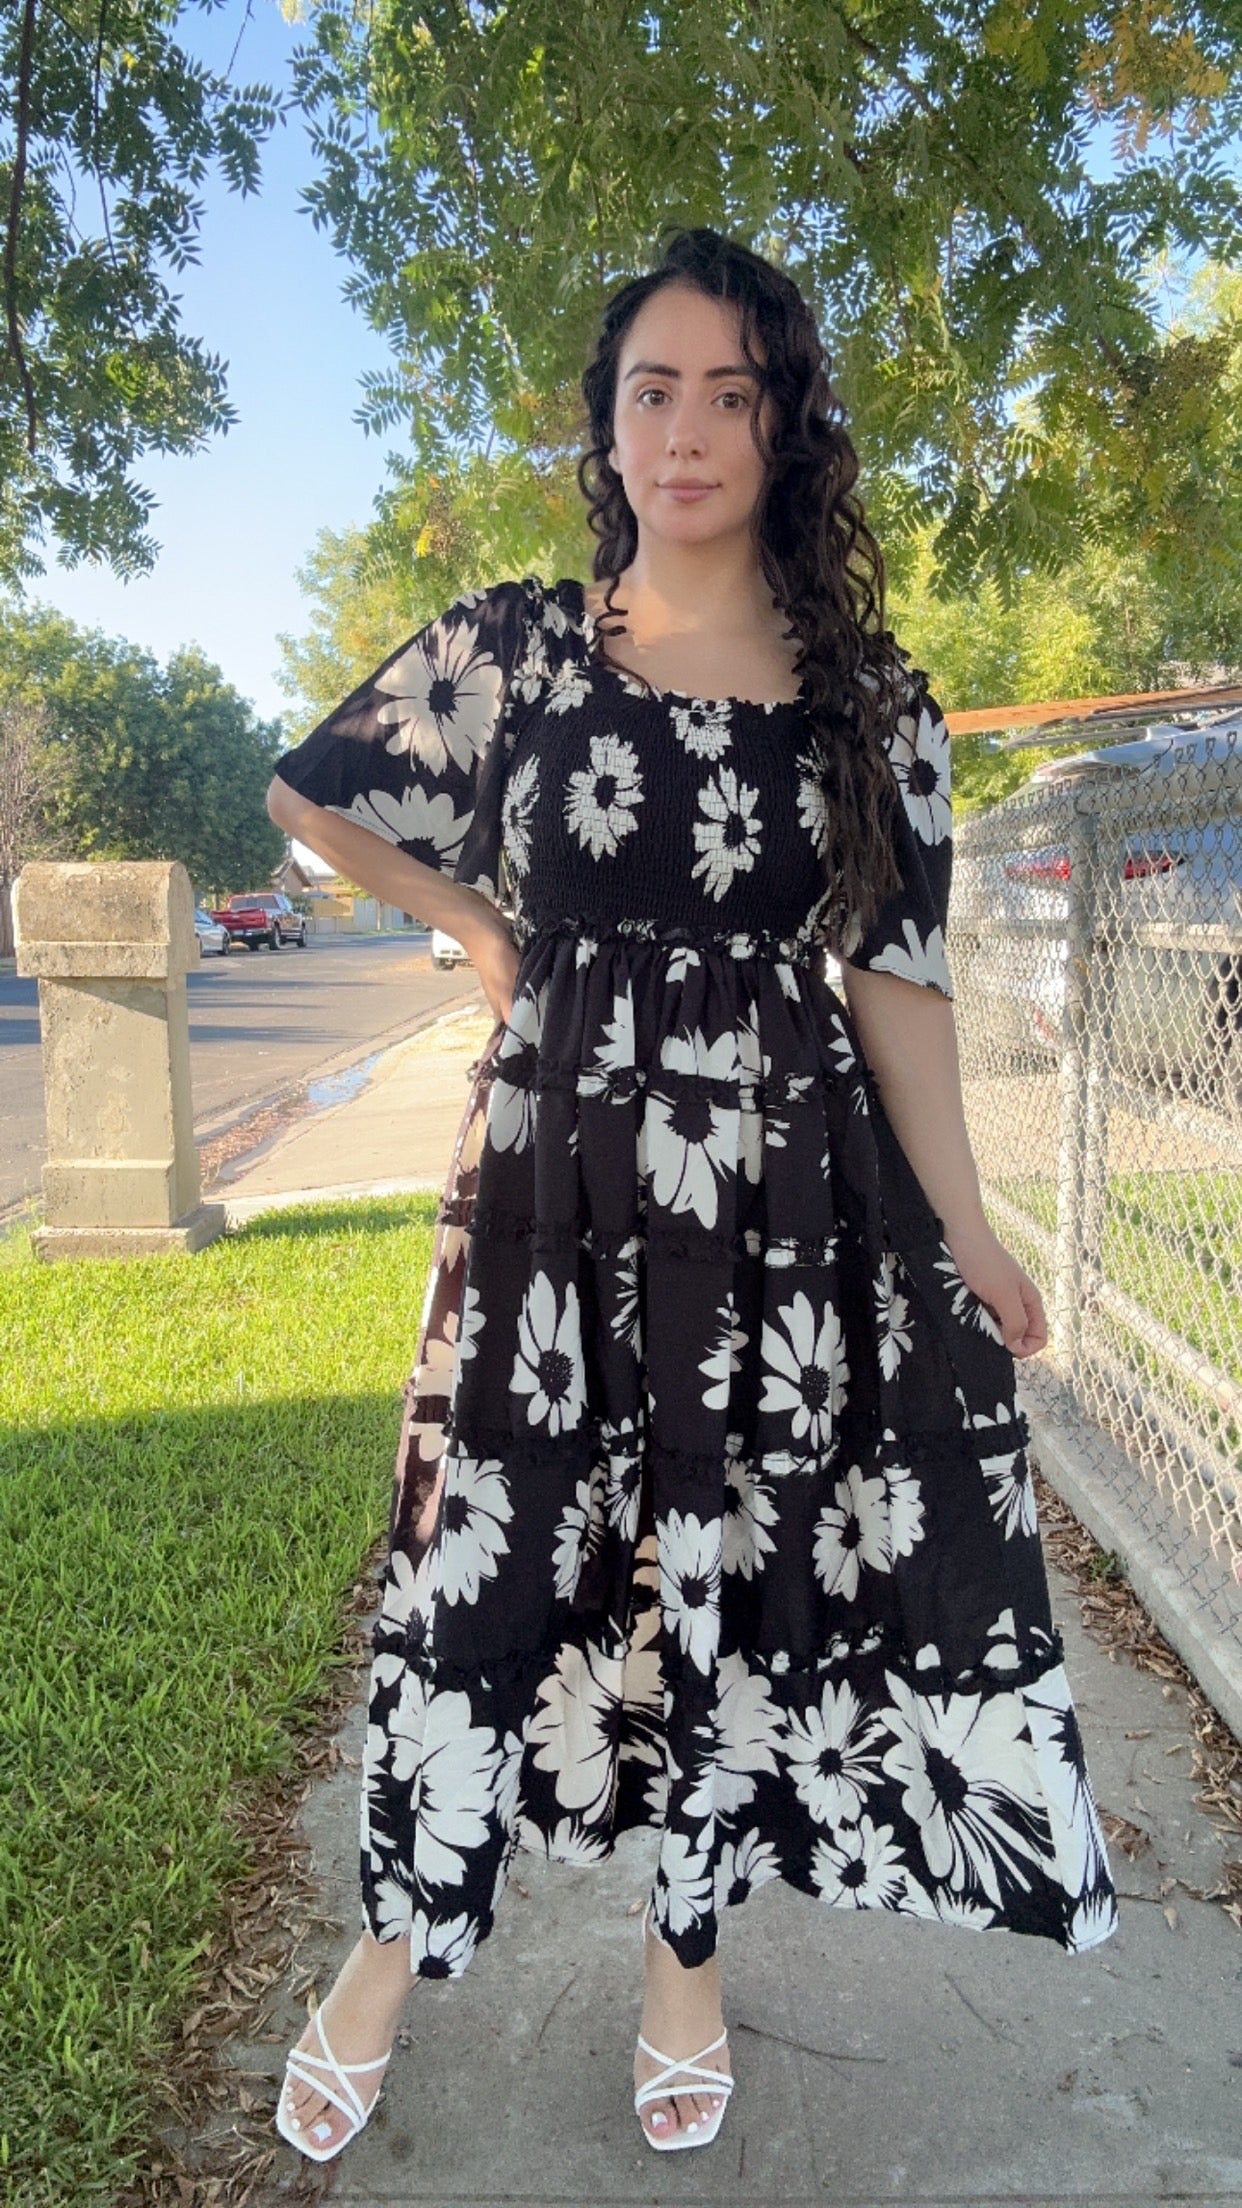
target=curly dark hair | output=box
[575,224,911,949]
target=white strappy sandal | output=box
[275,2001,392,2164]
[634,1901,735,2152]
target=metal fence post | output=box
[1053,800,1103,1387]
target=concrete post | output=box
[14,859,225,1260]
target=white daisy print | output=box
[389,1676,501,1889]
[670,697,733,758]
[607,1234,643,1354]
[657,1507,722,1674]
[810,1814,910,1909]
[551,1470,606,1601]
[330,783,470,868]
[983,1444,1037,1539]
[690,765,763,900]
[698,1293,747,1410]
[577,982,635,1100]
[601,1430,643,1544]
[658,1825,716,1937]
[889,690,953,845]
[714,1828,782,1906]
[874,1253,914,1377]
[369,1874,414,1942]
[880,1452,926,1559]
[868,917,954,998]
[932,1243,1005,1343]
[376,611,504,778]
[759,1291,850,1451]
[448,1286,487,1396]
[812,1462,894,1601]
[641,1028,741,1231]
[785,1677,887,1825]
[795,744,832,856]
[1067,1891,1118,1952]
[527,1639,622,1821]
[409,1908,480,1975]
[510,1273,586,1435]
[880,1672,1052,1904]
[564,732,644,858]
[500,752,539,876]
[1022,1665,1110,1895]
[544,659,594,715]
[437,1454,513,1606]
[710,1651,784,1813]
[722,1444,779,1578]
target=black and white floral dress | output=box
[273,574,1118,1977]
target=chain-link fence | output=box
[949,714,1242,1732]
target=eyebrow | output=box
[621,360,760,383]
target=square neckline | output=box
[559,576,808,715]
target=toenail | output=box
[312,2122,332,2143]
[651,2111,667,2128]
[687,2117,699,2131]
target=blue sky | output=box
[31,1,393,726]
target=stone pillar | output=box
[14,860,225,1260]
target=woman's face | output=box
[608,284,775,550]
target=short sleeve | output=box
[840,663,955,999]
[271,578,532,908]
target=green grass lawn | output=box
[0,1198,438,2207]
[992,1168,1242,1460]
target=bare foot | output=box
[633,1909,732,2144]
[279,1929,418,2157]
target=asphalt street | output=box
[0,932,482,1215]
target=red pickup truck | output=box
[209,891,308,950]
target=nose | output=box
[665,407,708,457]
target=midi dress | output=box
[272,572,1119,1978]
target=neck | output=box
[599,539,779,641]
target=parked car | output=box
[194,907,231,957]
[430,926,469,969]
[210,891,308,950]
[953,712,1242,1102]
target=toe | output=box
[641,2092,676,2140]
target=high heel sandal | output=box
[275,2001,392,2164]
[634,1900,734,2152]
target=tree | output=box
[0,602,286,893]
[293,0,1242,593]
[0,0,279,584]
[277,445,593,725]
[0,693,63,956]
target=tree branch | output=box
[4,0,40,453]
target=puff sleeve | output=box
[271,578,532,908]
[840,663,955,999]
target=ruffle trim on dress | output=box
[444,1201,858,1268]
[389,1603,1068,1704]
[511,910,832,967]
[438,1406,1032,1476]
[478,1055,857,1111]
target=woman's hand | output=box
[942,1217,1048,1360]
[458,908,522,1027]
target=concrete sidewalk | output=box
[212,1006,1242,2206]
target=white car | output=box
[953,712,1242,1100]
[430,927,469,969]
[194,907,231,957]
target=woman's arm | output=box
[266,777,521,1023]
[840,962,1047,1358]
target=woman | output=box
[268,227,1118,2165]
